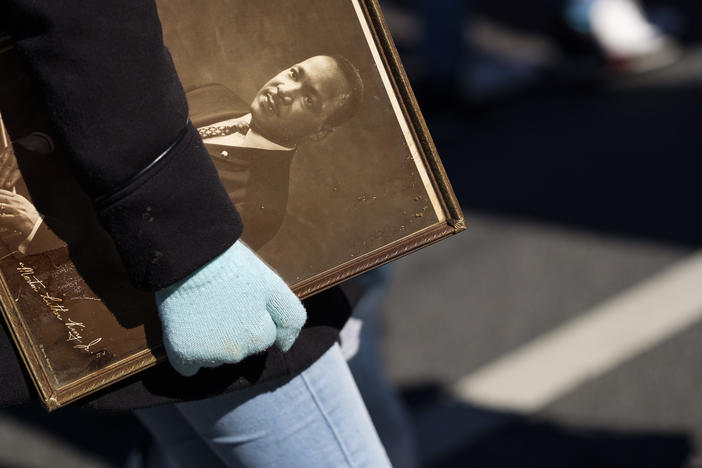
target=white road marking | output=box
[453,251,702,412]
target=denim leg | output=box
[347,266,419,468]
[137,343,390,468]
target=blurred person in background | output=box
[410,0,470,106]
[384,0,682,107]
[565,0,680,72]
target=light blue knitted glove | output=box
[155,241,306,376]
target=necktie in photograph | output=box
[198,121,250,139]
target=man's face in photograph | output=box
[250,55,352,146]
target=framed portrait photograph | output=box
[0,0,463,409]
[157,0,464,294]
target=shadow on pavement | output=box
[1,402,148,467]
[403,383,692,468]
[3,387,693,468]
[423,54,702,246]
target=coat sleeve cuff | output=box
[95,122,243,291]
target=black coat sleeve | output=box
[2,0,243,290]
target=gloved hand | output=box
[155,241,306,376]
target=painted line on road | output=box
[452,251,702,412]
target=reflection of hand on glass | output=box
[0,189,42,254]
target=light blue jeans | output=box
[135,343,391,468]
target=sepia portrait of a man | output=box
[189,55,364,250]
[157,0,445,283]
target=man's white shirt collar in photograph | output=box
[201,114,294,152]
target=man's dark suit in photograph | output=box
[187,55,364,250]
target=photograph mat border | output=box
[363,0,463,225]
[350,0,445,223]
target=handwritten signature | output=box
[17,262,103,355]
